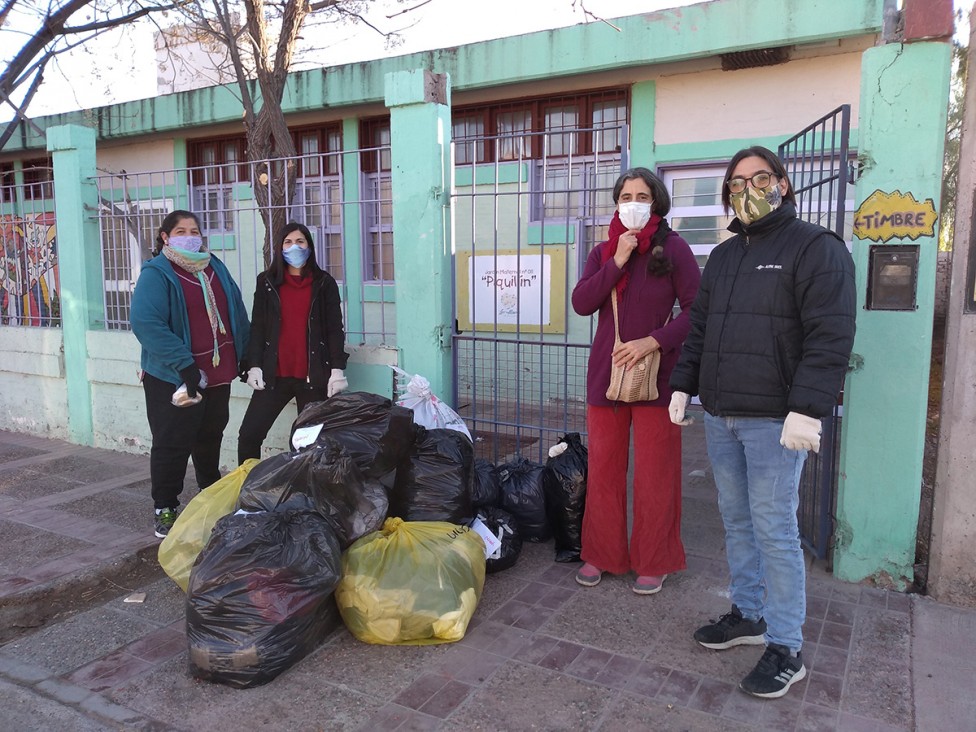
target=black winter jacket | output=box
[245,269,348,389]
[669,202,855,419]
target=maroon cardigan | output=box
[572,231,701,407]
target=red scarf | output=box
[600,212,662,294]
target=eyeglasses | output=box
[726,172,778,194]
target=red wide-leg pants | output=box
[580,404,686,576]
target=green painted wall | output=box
[630,81,657,169]
[3,0,883,154]
[834,42,952,587]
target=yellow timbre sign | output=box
[853,190,937,242]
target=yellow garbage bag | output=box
[158,459,258,591]
[336,517,486,645]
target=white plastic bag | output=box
[391,366,471,440]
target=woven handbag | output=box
[605,289,661,403]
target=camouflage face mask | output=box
[730,184,783,225]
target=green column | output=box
[385,70,453,399]
[834,42,951,586]
[47,124,102,445]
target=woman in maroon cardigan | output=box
[571,167,701,595]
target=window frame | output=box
[21,158,55,201]
[452,88,629,164]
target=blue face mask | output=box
[167,235,204,253]
[283,245,310,268]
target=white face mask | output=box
[618,201,652,231]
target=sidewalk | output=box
[0,419,973,731]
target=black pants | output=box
[143,373,231,510]
[237,377,328,463]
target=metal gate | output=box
[778,104,853,561]
[450,126,627,462]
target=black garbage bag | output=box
[497,456,551,542]
[475,506,522,574]
[390,427,474,524]
[289,392,416,480]
[237,439,388,548]
[471,458,501,509]
[543,433,587,563]
[186,510,343,689]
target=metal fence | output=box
[0,168,61,327]
[451,125,627,462]
[91,146,394,345]
[778,104,852,561]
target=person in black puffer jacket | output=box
[669,146,855,701]
[237,223,349,463]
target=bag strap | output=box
[610,289,623,345]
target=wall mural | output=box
[0,213,60,326]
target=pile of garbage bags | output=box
[158,371,587,689]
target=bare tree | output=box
[174,0,417,265]
[3,0,418,265]
[0,0,182,149]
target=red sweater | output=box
[276,273,313,379]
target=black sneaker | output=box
[154,507,178,538]
[694,605,767,649]
[739,643,806,699]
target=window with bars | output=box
[291,125,345,276]
[0,163,14,203]
[294,126,342,177]
[188,137,247,236]
[21,159,54,200]
[364,173,394,281]
[99,199,172,329]
[452,89,628,164]
[451,116,485,165]
[358,119,393,281]
[360,118,391,173]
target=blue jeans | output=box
[703,413,808,652]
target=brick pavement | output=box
[0,421,966,731]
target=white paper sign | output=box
[291,423,323,450]
[468,253,552,326]
[469,517,503,560]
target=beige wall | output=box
[97,140,177,174]
[655,51,864,145]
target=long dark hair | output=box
[612,167,673,277]
[266,222,322,286]
[720,145,797,213]
[153,210,201,255]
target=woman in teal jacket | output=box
[130,210,249,538]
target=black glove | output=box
[237,360,250,383]
[179,366,201,399]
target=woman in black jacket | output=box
[237,223,349,463]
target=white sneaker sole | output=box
[740,664,807,699]
[696,634,767,650]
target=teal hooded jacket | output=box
[130,254,250,386]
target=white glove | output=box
[246,367,265,391]
[780,412,822,453]
[327,368,348,398]
[668,391,694,426]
